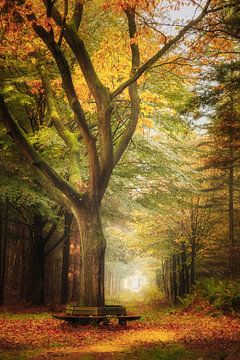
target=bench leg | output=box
[119,318,126,326]
[102,318,110,326]
[90,318,100,326]
[90,317,110,326]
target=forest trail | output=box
[1,307,240,360]
[34,328,175,360]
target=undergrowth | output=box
[179,278,240,314]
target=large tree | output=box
[0,0,221,306]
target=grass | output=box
[0,349,44,360]
[0,304,239,359]
[124,344,200,360]
[51,344,201,360]
[0,312,50,320]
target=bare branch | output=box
[58,0,68,47]
[111,0,212,99]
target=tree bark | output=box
[31,244,45,305]
[0,203,8,305]
[181,244,187,295]
[190,244,195,287]
[73,202,106,306]
[31,214,46,306]
[171,255,177,305]
[0,0,212,308]
[61,212,73,304]
[185,265,190,294]
[69,220,81,302]
[229,143,235,276]
[177,254,184,297]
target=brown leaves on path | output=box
[1,308,240,359]
[157,310,240,355]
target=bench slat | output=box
[65,305,126,316]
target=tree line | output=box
[0,0,239,306]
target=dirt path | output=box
[34,328,176,360]
[1,309,240,359]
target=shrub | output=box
[142,286,165,309]
[180,278,240,314]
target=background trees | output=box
[199,62,240,277]
[0,0,215,306]
[0,0,240,307]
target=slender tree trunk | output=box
[73,201,106,307]
[185,265,190,294]
[19,243,28,301]
[156,268,161,289]
[61,212,73,304]
[177,255,181,297]
[31,214,46,305]
[163,260,170,299]
[0,204,3,305]
[190,245,195,287]
[171,255,177,305]
[0,203,8,305]
[229,144,235,276]
[161,261,166,294]
[181,244,187,294]
[163,260,168,296]
[32,244,45,305]
[177,254,183,297]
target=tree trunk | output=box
[190,247,195,287]
[73,202,106,307]
[31,214,46,306]
[32,244,45,305]
[19,242,30,302]
[229,144,236,276]
[177,254,184,297]
[181,244,187,295]
[156,268,162,289]
[162,260,170,299]
[61,212,73,304]
[171,255,177,305]
[0,202,8,305]
[185,265,190,294]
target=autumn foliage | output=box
[1,306,240,359]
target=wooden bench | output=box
[53,305,141,326]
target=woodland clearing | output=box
[1,304,240,360]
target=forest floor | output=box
[1,302,240,360]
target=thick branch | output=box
[47,0,83,32]
[97,95,114,201]
[114,8,140,166]
[45,212,73,256]
[45,233,64,256]
[41,0,108,107]
[41,0,118,200]
[70,0,84,31]
[33,24,100,193]
[38,65,70,145]
[58,0,68,47]
[39,66,82,185]
[44,223,57,243]
[111,0,212,99]
[0,95,82,205]
[64,25,109,106]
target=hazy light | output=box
[123,272,148,292]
